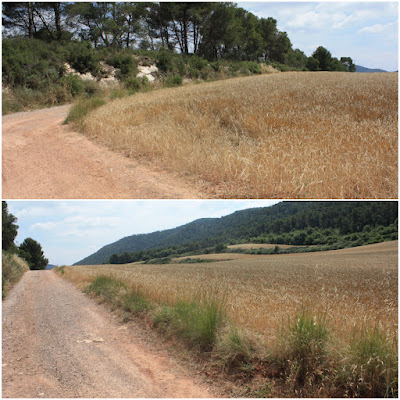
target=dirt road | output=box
[2,106,206,199]
[2,270,214,398]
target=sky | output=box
[237,1,398,71]
[7,200,280,266]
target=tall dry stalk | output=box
[81,72,398,198]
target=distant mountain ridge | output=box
[355,65,388,73]
[74,202,397,265]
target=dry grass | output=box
[80,72,398,198]
[64,241,397,351]
[2,252,30,299]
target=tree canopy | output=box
[19,237,49,270]
[2,2,355,71]
[2,201,19,251]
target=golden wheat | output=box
[64,241,397,351]
[81,71,398,198]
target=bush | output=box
[62,74,84,96]
[67,41,99,75]
[244,61,262,75]
[124,76,141,92]
[156,50,174,73]
[188,67,200,79]
[189,55,208,71]
[165,74,182,87]
[107,52,138,80]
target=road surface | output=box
[2,106,207,199]
[2,270,214,398]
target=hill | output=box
[75,201,397,265]
[355,65,387,73]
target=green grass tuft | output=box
[344,324,398,397]
[85,275,126,303]
[171,296,225,351]
[63,97,106,126]
[121,287,151,315]
[281,309,329,385]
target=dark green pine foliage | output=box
[75,202,397,265]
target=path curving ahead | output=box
[2,106,206,199]
[2,270,214,398]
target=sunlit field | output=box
[65,241,397,347]
[81,72,398,198]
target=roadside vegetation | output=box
[3,2,356,115]
[2,201,49,299]
[2,252,29,299]
[57,241,398,397]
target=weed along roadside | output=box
[54,252,398,398]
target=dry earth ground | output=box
[2,106,207,199]
[2,270,215,398]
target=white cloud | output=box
[358,22,394,35]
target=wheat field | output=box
[65,241,397,349]
[81,71,397,198]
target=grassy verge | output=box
[2,251,29,299]
[63,97,107,128]
[61,272,397,397]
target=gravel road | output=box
[2,106,206,199]
[2,270,214,398]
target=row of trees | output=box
[3,2,354,70]
[107,202,397,264]
[2,201,48,270]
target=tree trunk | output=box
[28,2,34,38]
[53,3,62,41]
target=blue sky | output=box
[7,200,280,266]
[238,1,398,71]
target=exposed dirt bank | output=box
[2,270,215,398]
[2,106,207,199]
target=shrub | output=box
[165,74,182,87]
[156,50,174,73]
[189,55,208,71]
[62,74,84,96]
[67,41,99,75]
[188,67,200,79]
[245,61,262,75]
[124,76,141,92]
[107,52,138,80]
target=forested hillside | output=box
[75,201,397,265]
[3,2,355,113]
